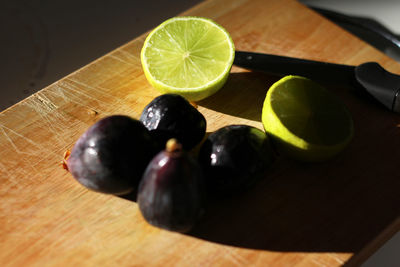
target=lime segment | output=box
[141,17,235,101]
[262,75,354,162]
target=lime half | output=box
[141,16,235,101]
[262,75,354,162]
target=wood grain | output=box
[1,0,399,266]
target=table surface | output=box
[1,0,399,266]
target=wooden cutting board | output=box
[1,0,399,266]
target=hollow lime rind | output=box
[141,16,235,101]
[262,75,354,162]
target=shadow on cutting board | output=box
[192,71,400,252]
[188,151,400,253]
[198,72,280,122]
[122,70,400,253]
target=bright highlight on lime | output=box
[262,75,354,162]
[141,16,235,101]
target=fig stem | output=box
[166,138,182,153]
[61,149,71,171]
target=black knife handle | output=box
[234,51,356,86]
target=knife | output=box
[234,50,400,113]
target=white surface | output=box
[362,231,400,267]
[0,0,399,266]
[302,0,400,34]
